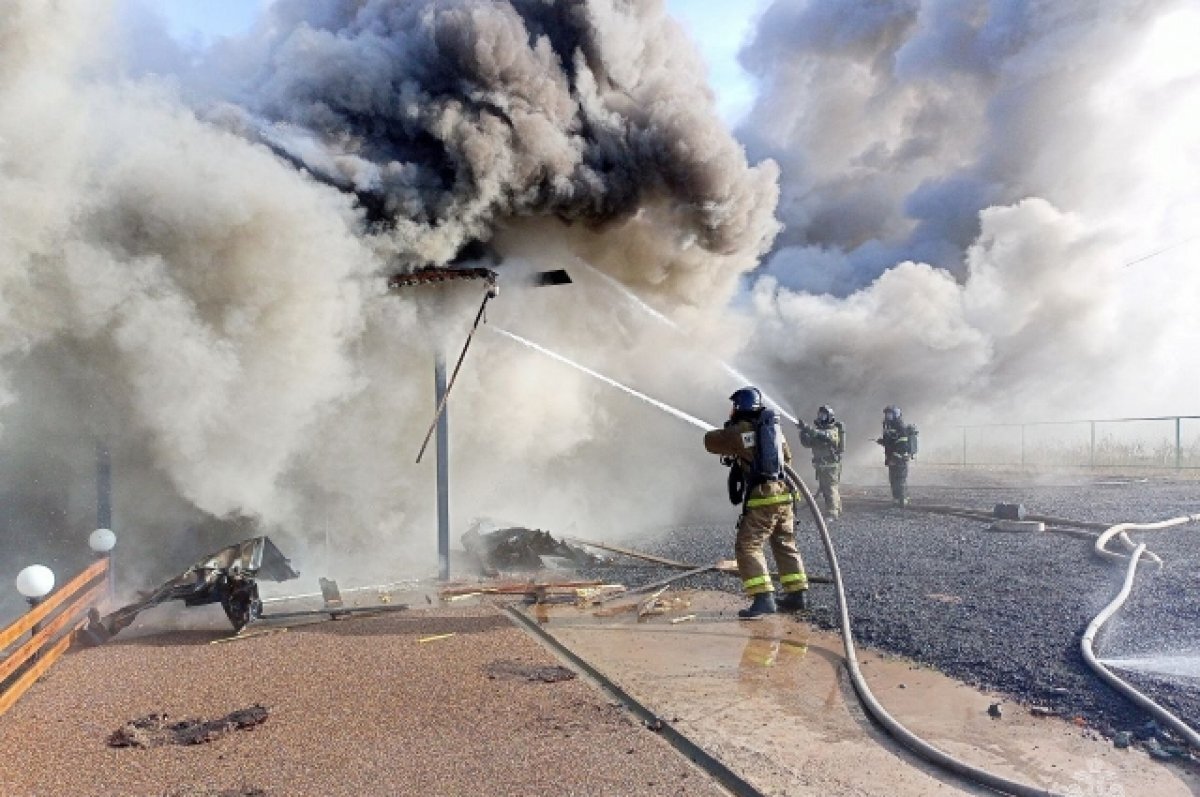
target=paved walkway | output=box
[0,604,726,797]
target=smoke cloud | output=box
[0,0,778,605]
[4,0,1195,616]
[735,0,1200,441]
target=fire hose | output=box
[1081,515,1200,748]
[782,464,1065,797]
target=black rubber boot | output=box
[738,592,777,619]
[776,590,808,613]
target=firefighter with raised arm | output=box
[876,405,918,506]
[799,405,844,520]
[704,387,809,619]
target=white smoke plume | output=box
[0,0,779,599]
[736,0,1200,442]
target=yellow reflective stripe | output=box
[779,573,807,586]
[742,575,772,589]
[745,493,796,508]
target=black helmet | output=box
[729,387,763,413]
[816,405,835,426]
[883,405,901,422]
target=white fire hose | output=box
[1082,514,1200,748]
[783,464,1064,797]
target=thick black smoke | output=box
[0,0,779,608]
[211,0,779,301]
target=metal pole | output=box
[96,442,111,529]
[26,597,42,664]
[962,426,967,466]
[96,443,114,596]
[1090,421,1096,468]
[1176,416,1183,470]
[1020,425,1026,467]
[435,354,450,581]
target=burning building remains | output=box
[81,536,299,641]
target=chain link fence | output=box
[921,416,1200,470]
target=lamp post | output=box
[16,565,55,644]
[88,528,117,597]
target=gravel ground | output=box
[0,605,727,797]
[597,475,1200,748]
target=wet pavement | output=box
[617,476,1200,747]
[526,590,1200,796]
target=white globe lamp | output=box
[16,565,55,604]
[89,528,117,554]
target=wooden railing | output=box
[0,558,109,716]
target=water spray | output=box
[573,262,799,424]
[1081,514,1200,748]
[491,327,717,432]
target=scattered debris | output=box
[570,537,700,569]
[440,579,607,603]
[209,628,289,646]
[989,520,1046,533]
[1029,706,1054,717]
[638,587,671,619]
[462,521,606,575]
[594,565,714,605]
[1135,720,1160,740]
[993,503,1027,520]
[108,705,269,749]
[669,614,697,625]
[319,577,344,610]
[484,659,576,683]
[1113,731,1133,748]
[574,585,627,603]
[81,537,299,643]
[594,589,692,621]
[592,602,640,618]
[987,702,1003,719]
[418,633,456,644]
[1144,737,1176,761]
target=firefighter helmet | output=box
[884,405,902,422]
[729,387,763,413]
[816,405,835,426]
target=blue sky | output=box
[139,0,769,124]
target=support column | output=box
[1176,417,1183,470]
[96,442,111,530]
[435,354,450,581]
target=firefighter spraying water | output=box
[703,387,810,619]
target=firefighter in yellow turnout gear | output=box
[799,405,844,520]
[704,387,809,619]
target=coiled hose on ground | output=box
[783,464,1065,797]
[1082,515,1200,748]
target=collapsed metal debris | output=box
[81,536,299,643]
[108,705,269,748]
[462,522,606,575]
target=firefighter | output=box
[704,387,809,618]
[876,405,918,506]
[799,405,844,519]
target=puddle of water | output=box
[528,590,1200,797]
